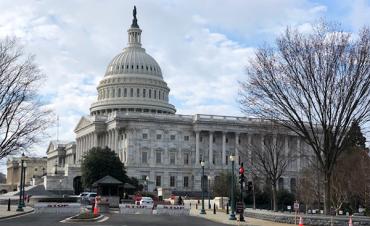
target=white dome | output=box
[90,9,176,116]
[105,47,162,78]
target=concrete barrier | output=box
[156,205,190,216]
[119,204,153,215]
[34,203,81,214]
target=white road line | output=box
[97,215,109,222]
[0,211,34,221]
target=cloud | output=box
[0,0,333,165]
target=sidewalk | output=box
[0,205,34,220]
[190,207,293,226]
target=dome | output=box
[90,7,176,116]
[105,47,162,78]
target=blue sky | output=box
[0,0,369,172]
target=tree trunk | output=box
[324,172,331,215]
[272,183,278,212]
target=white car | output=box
[139,197,154,207]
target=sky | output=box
[0,0,369,172]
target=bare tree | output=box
[239,22,370,214]
[0,38,52,159]
[249,133,295,211]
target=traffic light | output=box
[239,162,245,186]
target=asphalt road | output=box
[0,212,228,226]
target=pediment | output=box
[74,116,93,132]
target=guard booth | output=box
[93,175,124,208]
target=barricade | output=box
[34,203,81,214]
[156,205,190,216]
[119,204,153,215]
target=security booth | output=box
[92,175,124,208]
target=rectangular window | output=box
[226,155,229,165]
[124,88,127,97]
[200,137,203,142]
[130,88,133,97]
[149,89,152,98]
[170,152,175,165]
[156,176,161,186]
[156,134,162,140]
[137,88,140,97]
[156,152,161,164]
[183,176,189,188]
[184,136,189,141]
[154,90,157,99]
[170,176,175,187]
[141,175,147,181]
[142,152,147,164]
[142,133,148,139]
[213,137,215,143]
[170,135,176,140]
[184,153,189,165]
[143,89,146,98]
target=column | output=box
[248,134,252,165]
[195,131,200,165]
[114,129,119,154]
[108,130,112,149]
[222,132,226,165]
[94,133,98,147]
[209,131,213,165]
[235,132,239,165]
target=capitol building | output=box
[45,8,309,194]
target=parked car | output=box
[139,197,154,207]
[80,192,97,204]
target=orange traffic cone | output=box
[349,216,353,226]
[299,216,304,226]
[93,202,99,215]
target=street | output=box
[0,212,229,226]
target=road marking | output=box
[0,210,34,221]
[97,215,109,222]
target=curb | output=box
[0,209,34,221]
[60,214,104,223]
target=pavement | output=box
[190,206,293,226]
[0,205,34,220]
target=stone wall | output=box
[245,209,370,226]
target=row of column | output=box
[76,132,97,162]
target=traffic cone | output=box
[93,201,99,215]
[349,216,353,226]
[299,216,304,226]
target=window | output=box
[130,88,133,97]
[226,138,229,143]
[184,136,189,141]
[213,137,215,143]
[112,89,115,98]
[142,152,148,164]
[200,137,203,142]
[124,88,127,97]
[226,154,229,165]
[156,176,161,186]
[183,176,189,188]
[137,88,140,97]
[149,90,152,98]
[143,89,146,98]
[118,88,121,97]
[156,152,161,164]
[184,153,189,165]
[141,175,147,181]
[142,133,148,139]
[170,152,175,165]
[170,176,175,187]
[170,135,176,140]
[159,91,161,100]
[154,90,157,99]
[156,134,162,140]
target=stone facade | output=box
[6,156,47,191]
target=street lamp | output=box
[16,153,26,212]
[229,155,236,220]
[145,176,149,192]
[208,175,213,209]
[200,160,206,214]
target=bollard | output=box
[190,203,192,208]
[213,203,216,214]
[196,203,198,209]
[7,198,10,211]
[226,203,229,214]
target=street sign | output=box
[236,202,244,214]
[294,201,299,211]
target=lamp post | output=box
[21,162,27,207]
[229,155,236,220]
[145,176,149,192]
[200,160,206,214]
[16,153,25,211]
